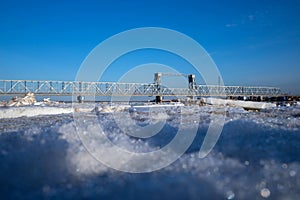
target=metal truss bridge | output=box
[0,79,281,97]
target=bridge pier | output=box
[77,95,85,103]
[155,96,162,103]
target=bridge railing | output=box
[0,80,281,97]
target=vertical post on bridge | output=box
[188,74,195,100]
[188,74,195,89]
[154,72,162,103]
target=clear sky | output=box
[0,0,300,94]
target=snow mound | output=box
[6,92,36,106]
[0,106,73,119]
[203,97,276,109]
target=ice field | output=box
[0,103,300,199]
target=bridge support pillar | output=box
[77,95,85,103]
[155,96,162,104]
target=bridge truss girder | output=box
[0,80,281,97]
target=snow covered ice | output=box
[0,103,300,199]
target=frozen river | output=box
[0,103,300,199]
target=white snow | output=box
[0,103,299,199]
[133,102,184,108]
[0,106,73,118]
[203,97,277,109]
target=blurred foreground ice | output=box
[0,103,300,199]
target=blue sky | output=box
[0,0,300,94]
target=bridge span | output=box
[0,79,281,98]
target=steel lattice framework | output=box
[0,80,281,97]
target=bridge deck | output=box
[0,80,281,97]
